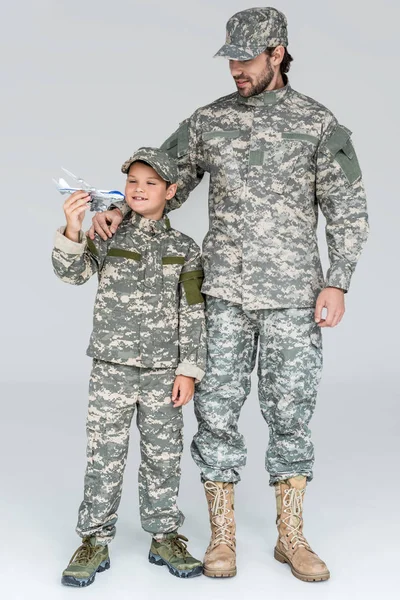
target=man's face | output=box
[229,52,275,97]
[124,162,176,220]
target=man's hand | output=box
[314,287,345,328]
[87,208,123,241]
[171,375,195,408]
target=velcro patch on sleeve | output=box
[179,269,204,305]
[325,124,362,185]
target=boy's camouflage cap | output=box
[121,147,178,184]
[214,7,288,61]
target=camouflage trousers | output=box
[191,296,323,485]
[76,359,184,544]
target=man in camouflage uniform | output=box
[53,149,205,586]
[90,8,369,582]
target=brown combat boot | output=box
[274,475,330,582]
[203,481,237,578]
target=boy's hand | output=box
[88,209,123,241]
[171,375,195,408]
[314,287,345,328]
[63,191,91,242]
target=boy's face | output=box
[124,162,177,220]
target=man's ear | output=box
[166,183,178,200]
[271,45,285,67]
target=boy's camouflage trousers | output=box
[76,359,184,544]
[191,296,323,485]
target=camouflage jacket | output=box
[114,83,369,310]
[52,211,206,381]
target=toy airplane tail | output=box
[52,177,74,194]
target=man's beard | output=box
[236,57,275,98]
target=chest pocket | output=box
[101,248,143,293]
[249,133,318,195]
[202,130,243,191]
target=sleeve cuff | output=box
[109,201,131,218]
[54,226,86,255]
[325,261,353,293]
[175,362,205,383]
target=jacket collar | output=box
[237,81,291,108]
[129,210,171,235]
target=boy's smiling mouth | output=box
[132,195,148,202]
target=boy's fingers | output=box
[324,306,335,327]
[173,395,191,407]
[65,198,90,216]
[71,205,90,216]
[64,191,90,208]
[179,393,193,406]
[67,197,91,212]
[336,311,345,326]
[331,310,344,328]
[171,380,180,402]
[314,299,324,323]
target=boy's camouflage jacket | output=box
[52,211,206,381]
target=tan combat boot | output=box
[203,481,237,578]
[274,476,330,582]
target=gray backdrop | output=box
[2,1,399,598]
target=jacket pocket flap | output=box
[202,130,242,141]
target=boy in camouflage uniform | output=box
[52,148,205,586]
[90,7,369,584]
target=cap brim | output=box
[122,156,170,182]
[214,44,265,61]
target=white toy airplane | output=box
[53,167,125,212]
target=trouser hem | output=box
[269,471,313,486]
[141,513,185,536]
[76,533,110,547]
[200,473,240,484]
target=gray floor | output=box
[2,378,398,600]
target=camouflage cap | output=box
[121,147,178,184]
[214,7,288,61]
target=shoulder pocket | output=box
[325,125,362,185]
[161,120,189,159]
[179,270,204,305]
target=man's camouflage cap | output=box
[214,7,288,61]
[121,147,178,184]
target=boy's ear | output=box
[166,183,178,200]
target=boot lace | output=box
[165,534,190,558]
[205,481,235,549]
[282,487,312,551]
[69,539,99,565]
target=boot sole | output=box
[203,567,237,578]
[61,558,110,587]
[274,547,330,582]
[148,551,203,578]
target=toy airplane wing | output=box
[53,167,124,212]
